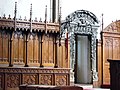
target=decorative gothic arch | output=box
[61,10,99,82]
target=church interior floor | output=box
[74,84,110,90]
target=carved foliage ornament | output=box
[40,74,52,85]
[23,74,37,85]
[55,75,67,86]
[7,74,20,88]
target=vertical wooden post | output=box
[40,34,44,67]
[9,2,17,67]
[8,32,13,67]
[54,35,58,68]
[38,33,44,67]
[2,33,3,62]
[24,34,29,67]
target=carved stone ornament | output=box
[61,10,99,81]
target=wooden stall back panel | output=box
[102,36,120,85]
[58,44,63,68]
[3,34,8,63]
[42,35,54,67]
[43,35,48,65]
[58,42,66,68]
[97,41,102,87]
[103,37,112,85]
[112,38,120,60]
[48,35,54,64]
[13,34,24,65]
[0,31,9,64]
[28,35,34,64]
[34,36,39,64]
[28,35,39,66]
[19,37,24,64]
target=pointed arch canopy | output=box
[61,10,99,82]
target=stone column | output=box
[91,28,98,82]
[69,34,75,84]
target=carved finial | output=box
[34,17,38,22]
[50,0,52,22]
[30,3,32,32]
[3,14,6,19]
[45,5,47,34]
[45,5,47,22]
[14,2,17,31]
[101,13,104,31]
[39,17,42,22]
[30,4,32,21]
[58,7,61,23]
[24,16,27,21]
[19,16,22,20]
[8,14,11,19]
[58,0,60,23]
[14,2,17,20]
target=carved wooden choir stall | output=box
[0,2,70,90]
[97,20,120,87]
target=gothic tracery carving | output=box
[23,74,37,85]
[55,75,67,86]
[40,74,52,85]
[7,74,20,88]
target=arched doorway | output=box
[61,10,99,85]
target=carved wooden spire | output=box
[14,2,17,31]
[50,0,52,22]
[52,0,56,23]
[102,13,104,31]
[30,4,32,32]
[45,5,47,34]
[59,6,61,46]
[58,0,60,22]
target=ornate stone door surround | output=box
[61,10,99,82]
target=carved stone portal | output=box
[61,10,99,82]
